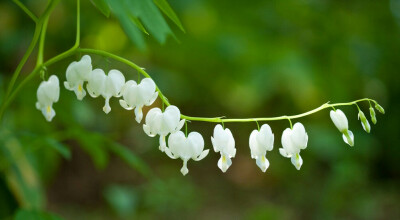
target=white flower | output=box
[279,122,308,170]
[330,109,354,146]
[36,75,60,122]
[119,78,158,123]
[249,124,274,172]
[358,110,371,133]
[86,69,125,114]
[164,131,209,175]
[211,124,236,172]
[143,105,185,151]
[64,55,92,100]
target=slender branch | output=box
[12,0,38,23]
[36,16,49,66]
[75,0,80,47]
[3,24,42,105]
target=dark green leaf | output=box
[89,0,111,17]
[153,0,185,32]
[14,209,63,220]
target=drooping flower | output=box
[143,105,185,151]
[36,75,60,122]
[279,122,308,170]
[86,69,125,114]
[249,124,274,172]
[119,78,158,123]
[330,109,354,146]
[211,124,236,172]
[64,55,92,100]
[164,131,209,175]
[358,110,371,133]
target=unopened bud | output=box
[369,107,377,124]
[358,111,371,133]
[375,103,385,114]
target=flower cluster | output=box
[35,55,385,176]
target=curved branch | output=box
[12,0,38,23]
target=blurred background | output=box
[0,0,399,219]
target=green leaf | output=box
[44,138,71,160]
[14,209,63,220]
[153,0,185,32]
[107,141,153,179]
[107,0,146,49]
[0,132,45,209]
[123,0,173,44]
[130,15,149,35]
[89,0,111,17]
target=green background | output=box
[0,0,399,219]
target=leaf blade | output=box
[90,0,111,17]
[153,0,185,32]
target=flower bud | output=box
[369,107,377,124]
[375,103,385,114]
[358,110,371,133]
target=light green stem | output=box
[12,0,38,23]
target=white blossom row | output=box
[35,55,383,176]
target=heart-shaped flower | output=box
[64,55,92,100]
[249,124,274,172]
[36,75,60,122]
[143,105,185,151]
[86,69,125,114]
[211,124,236,172]
[119,78,158,123]
[330,109,354,146]
[279,122,308,170]
[164,131,209,175]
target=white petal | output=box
[180,160,189,176]
[187,132,205,157]
[134,107,143,123]
[41,105,56,122]
[87,69,106,98]
[330,109,348,132]
[119,100,133,110]
[249,129,259,158]
[217,154,232,173]
[164,147,178,159]
[279,148,291,158]
[291,153,303,170]
[146,92,158,106]
[159,135,167,152]
[103,97,111,114]
[194,149,209,161]
[143,124,156,137]
[211,136,218,152]
[342,130,354,147]
[291,122,308,150]
[255,156,270,172]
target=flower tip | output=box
[103,105,111,114]
[180,166,189,176]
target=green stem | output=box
[36,15,49,66]
[12,0,38,23]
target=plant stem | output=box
[36,16,49,66]
[12,0,38,23]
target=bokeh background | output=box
[1,0,399,219]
